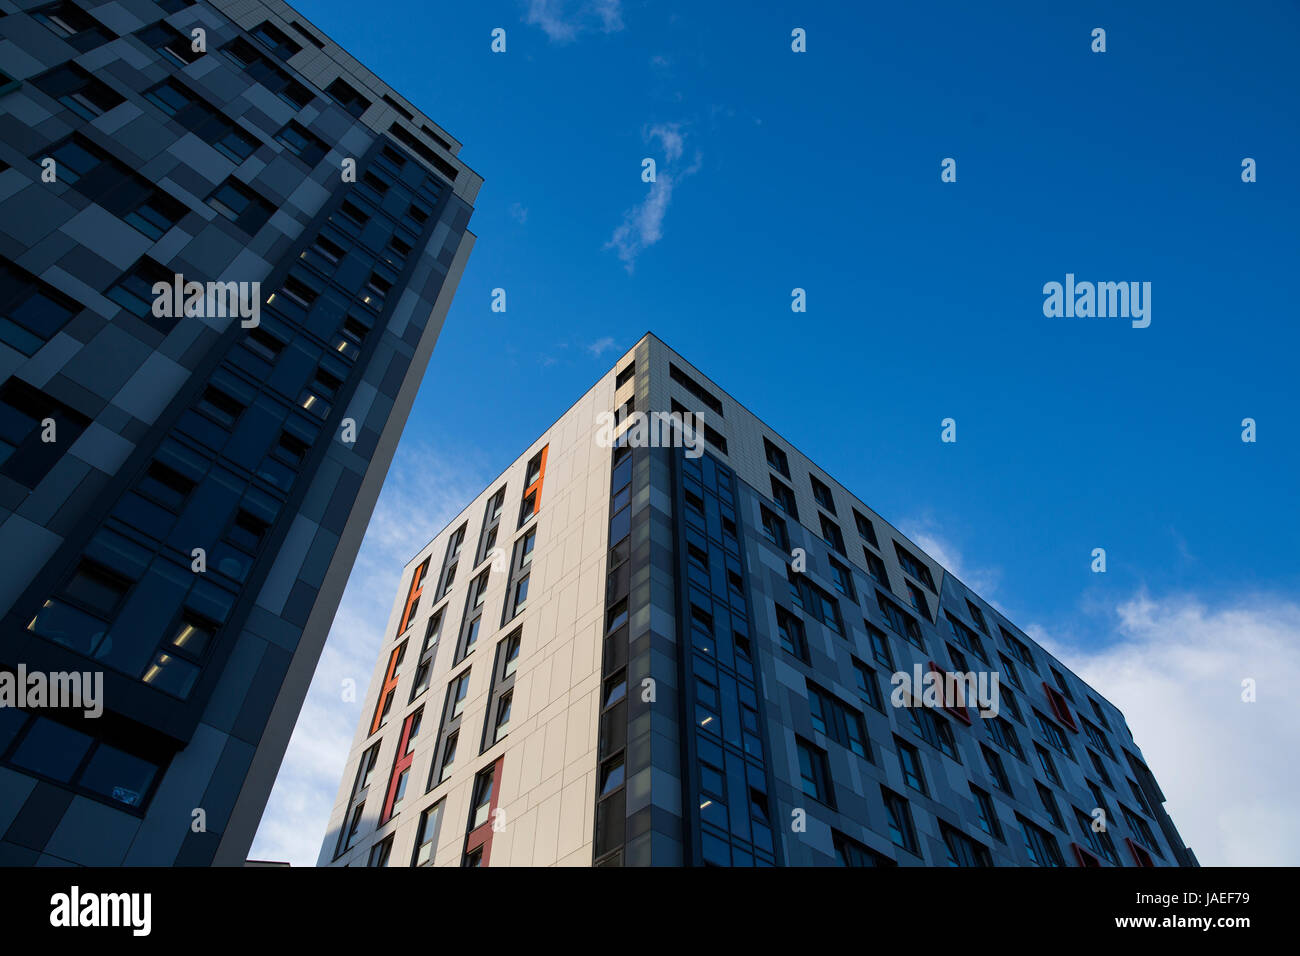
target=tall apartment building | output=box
[0,0,479,864]
[323,332,1195,868]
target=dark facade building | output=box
[324,333,1195,868]
[0,0,479,864]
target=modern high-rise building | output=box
[0,0,479,864]
[324,333,1196,868]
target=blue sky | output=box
[251,1,1300,866]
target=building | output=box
[0,0,479,865]
[322,333,1196,867]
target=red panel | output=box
[927,661,972,725]
[1125,837,1155,867]
[1043,682,1078,732]
[1071,842,1102,868]
[380,711,419,824]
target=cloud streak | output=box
[605,123,700,273]
[523,0,624,44]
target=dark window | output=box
[866,622,893,668]
[668,363,724,415]
[853,510,879,548]
[32,1,116,51]
[387,124,459,181]
[33,63,123,119]
[966,599,989,634]
[615,362,635,389]
[894,541,936,591]
[982,744,1011,793]
[144,79,259,162]
[206,178,275,234]
[833,830,896,867]
[819,514,846,555]
[763,437,790,477]
[877,591,924,649]
[1018,814,1066,866]
[44,136,185,240]
[863,549,888,585]
[137,21,203,66]
[469,766,494,830]
[251,20,301,59]
[326,77,370,117]
[770,477,798,518]
[895,737,927,794]
[851,658,884,711]
[759,505,788,550]
[0,379,91,488]
[275,121,328,164]
[971,784,1004,840]
[828,557,855,600]
[220,38,311,107]
[942,823,992,866]
[810,475,836,514]
[0,257,79,356]
[882,787,918,853]
[796,738,833,805]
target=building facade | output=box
[323,333,1196,868]
[0,0,479,864]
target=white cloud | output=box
[249,441,486,866]
[900,519,1003,602]
[508,202,528,225]
[1038,592,1300,866]
[586,336,616,357]
[605,124,700,273]
[523,0,623,44]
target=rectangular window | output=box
[207,178,275,234]
[775,606,808,662]
[1018,814,1065,867]
[1000,626,1036,670]
[32,1,116,51]
[1037,782,1064,829]
[251,20,302,59]
[807,681,869,760]
[946,612,987,660]
[853,510,879,548]
[0,379,90,489]
[942,823,992,867]
[819,514,846,555]
[985,714,1024,760]
[412,801,444,866]
[982,744,1011,793]
[866,622,893,669]
[1034,709,1074,759]
[882,788,918,854]
[145,79,259,162]
[894,541,936,591]
[971,784,1003,840]
[770,477,799,520]
[0,257,79,356]
[1035,743,1061,785]
[896,737,927,794]
[33,63,124,119]
[105,257,179,332]
[966,599,989,634]
[275,121,327,164]
[863,549,888,586]
[668,362,724,415]
[908,705,959,760]
[796,738,833,806]
[137,21,203,66]
[906,582,930,619]
[759,505,789,550]
[810,475,836,514]
[851,658,884,712]
[469,766,495,831]
[326,77,370,116]
[763,437,790,477]
[877,591,923,649]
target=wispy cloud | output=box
[250,440,487,867]
[605,123,700,273]
[1037,591,1300,866]
[587,336,616,357]
[523,0,624,44]
[899,518,1003,603]
[508,202,528,225]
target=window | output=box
[1050,666,1074,701]
[219,38,311,107]
[0,257,79,356]
[1037,782,1064,829]
[896,738,927,794]
[668,363,724,415]
[251,20,302,59]
[908,705,959,760]
[448,670,470,720]
[104,257,178,331]
[1035,744,1061,785]
[882,788,918,853]
[863,549,888,586]
[501,630,522,679]
[615,362,636,389]
[145,79,260,162]
[137,21,203,66]
[32,1,115,51]
[1082,718,1114,758]
[982,744,1011,793]
[759,505,789,550]
[851,658,883,711]
[462,845,484,867]
[877,592,923,649]
[1127,777,1155,817]
[469,766,495,830]
[807,682,869,759]
[971,784,1003,840]
[1000,626,1036,670]
[819,514,846,555]
[853,510,879,547]
[1088,749,1112,787]
[866,622,893,669]
[207,178,274,234]
[388,123,460,181]
[770,477,799,519]
[985,715,1023,760]
[942,823,992,866]
[946,612,987,661]
[1034,710,1073,759]
[412,802,443,866]
[27,560,128,657]
[326,77,370,117]
[775,606,808,662]
[965,600,989,634]
[810,475,836,514]
[367,836,392,867]
[33,63,123,120]
[1089,697,1112,731]
[1018,814,1065,866]
[1123,805,1164,859]
[796,738,833,805]
[340,802,365,853]
[833,830,895,867]
[905,582,930,619]
[0,380,90,488]
[799,577,843,635]
[763,437,790,476]
[491,690,512,743]
[436,730,458,784]
[1074,807,1119,865]
[275,121,328,164]
[893,542,935,591]
[509,575,530,617]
